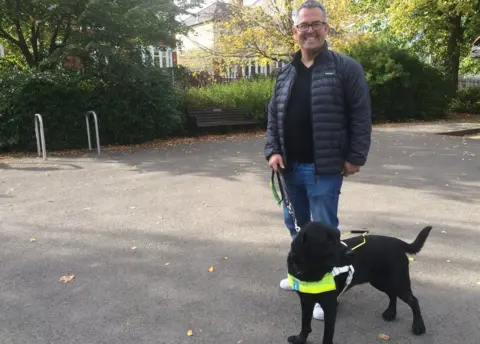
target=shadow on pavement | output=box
[0,218,478,344]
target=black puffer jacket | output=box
[264,42,372,175]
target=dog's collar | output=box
[287,272,336,294]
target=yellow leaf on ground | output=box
[59,275,75,283]
[378,333,390,341]
[208,266,214,273]
[187,329,193,336]
[476,281,480,285]
[408,256,414,262]
[30,238,37,242]
[224,257,228,260]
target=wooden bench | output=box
[185,107,257,134]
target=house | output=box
[176,1,230,73]
[471,36,480,58]
[176,0,285,78]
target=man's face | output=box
[293,7,328,51]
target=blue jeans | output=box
[282,161,343,239]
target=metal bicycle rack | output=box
[85,111,101,155]
[34,113,47,160]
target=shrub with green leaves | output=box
[186,76,275,126]
[0,65,184,152]
[344,39,451,122]
[450,87,480,114]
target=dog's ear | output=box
[300,231,307,245]
[326,226,341,241]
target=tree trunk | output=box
[445,15,462,95]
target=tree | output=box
[214,0,360,67]
[0,0,201,69]
[351,0,480,94]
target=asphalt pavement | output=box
[0,122,479,344]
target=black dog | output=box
[286,221,432,344]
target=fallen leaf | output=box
[208,266,214,273]
[131,246,137,250]
[408,256,415,262]
[59,275,75,283]
[378,333,390,341]
[187,329,193,336]
[441,230,447,234]
[129,206,137,209]
[224,257,228,260]
[446,259,451,263]
[165,263,170,266]
[30,238,37,243]
[83,207,91,211]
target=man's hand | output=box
[342,161,360,177]
[268,154,285,172]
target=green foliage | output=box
[450,87,480,114]
[186,76,275,126]
[350,0,480,93]
[0,65,185,151]
[345,39,452,122]
[0,0,201,69]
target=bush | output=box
[344,39,452,122]
[450,87,480,114]
[186,76,275,126]
[0,65,185,152]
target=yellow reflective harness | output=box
[287,231,369,295]
[271,170,370,295]
[287,272,337,294]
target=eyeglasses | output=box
[295,21,326,32]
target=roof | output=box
[183,1,231,27]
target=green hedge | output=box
[186,76,274,126]
[186,41,451,126]
[344,39,451,122]
[0,66,185,152]
[450,86,480,114]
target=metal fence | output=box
[458,75,480,89]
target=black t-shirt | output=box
[284,61,314,163]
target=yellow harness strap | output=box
[287,272,337,294]
[287,232,369,295]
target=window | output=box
[147,46,174,68]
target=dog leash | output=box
[271,168,370,298]
[270,169,301,233]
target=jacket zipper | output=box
[310,65,318,182]
[283,67,296,168]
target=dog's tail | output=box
[402,226,433,255]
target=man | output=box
[264,1,372,320]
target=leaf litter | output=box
[59,275,75,283]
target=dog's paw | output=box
[412,321,426,335]
[382,308,396,322]
[287,335,306,344]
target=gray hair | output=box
[292,0,328,25]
